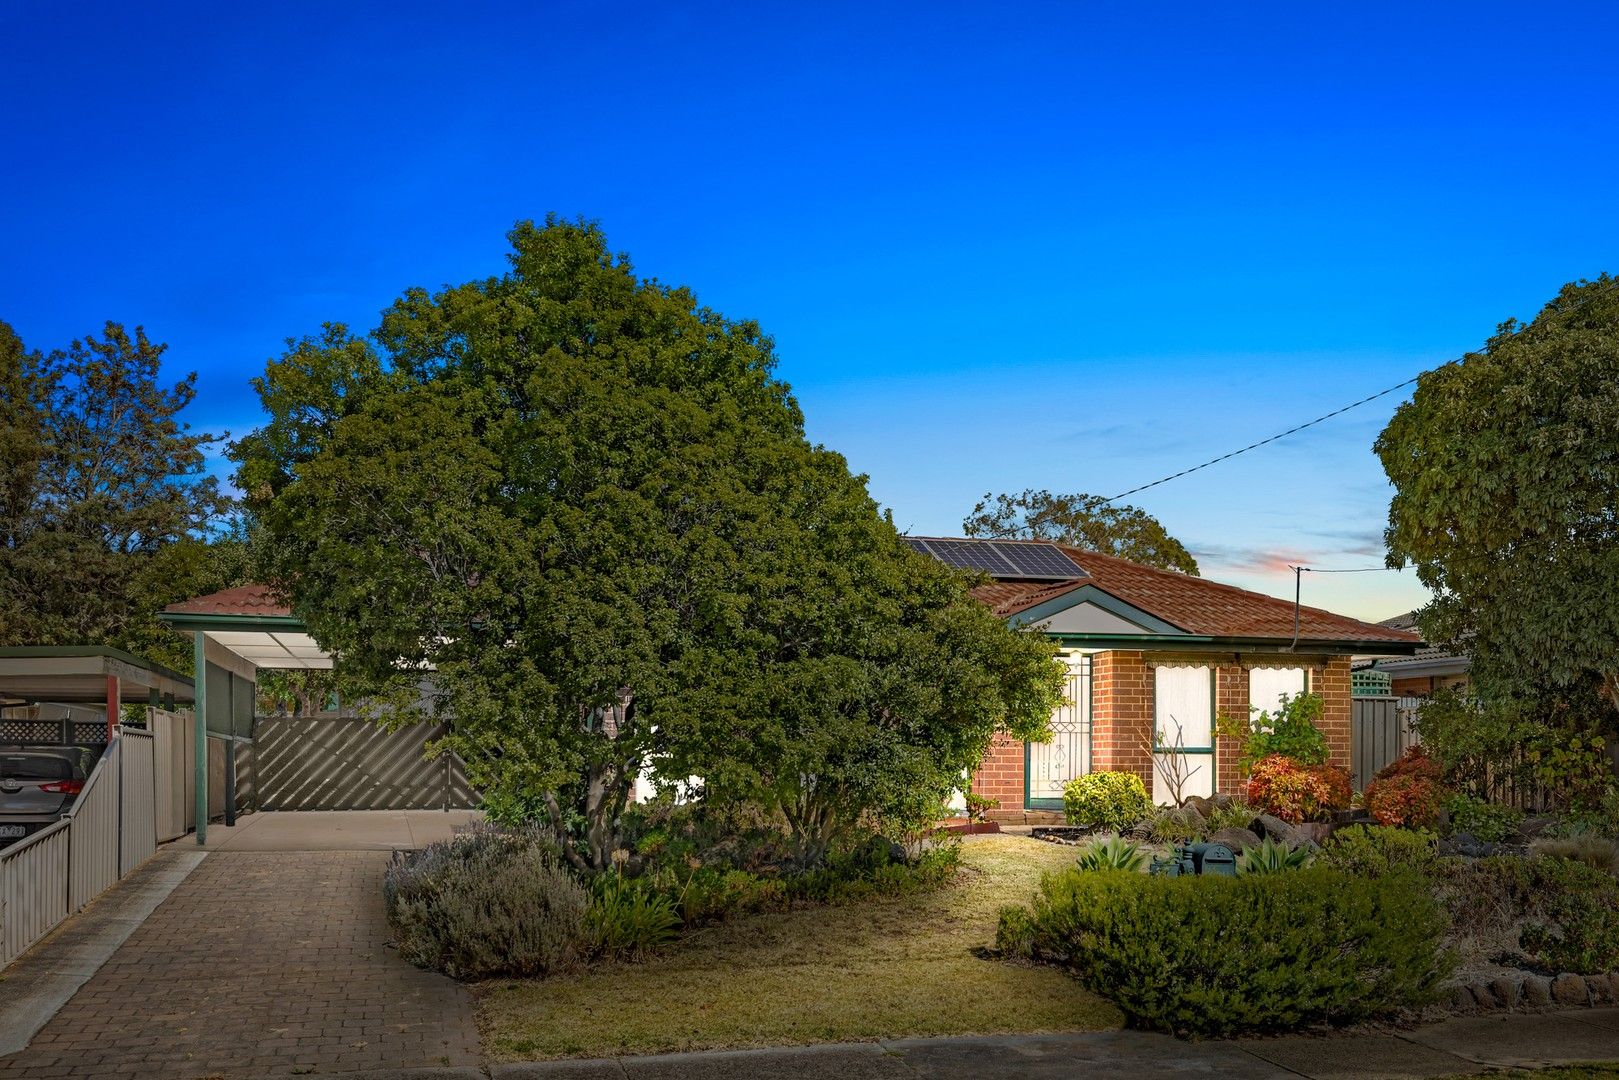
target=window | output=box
[1152,665,1213,803]
[1249,666,1308,720]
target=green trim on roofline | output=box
[157,612,306,631]
[1041,633,1420,655]
[1008,583,1186,635]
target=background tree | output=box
[238,217,1063,868]
[0,320,236,668]
[1376,275,1619,743]
[963,489,1200,574]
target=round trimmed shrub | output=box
[998,866,1452,1035]
[1246,753,1351,823]
[1363,746,1448,827]
[1063,771,1151,830]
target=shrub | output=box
[1202,801,1258,833]
[587,873,682,961]
[1361,747,1447,827]
[997,867,1452,1035]
[1444,793,1524,843]
[1319,825,1439,877]
[1235,836,1314,874]
[1437,854,1619,974]
[1063,771,1151,831]
[1143,804,1202,844]
[1246,754,1351,823]
[384,827,590,979]
[1529,833,1619,874]
[1074,836,1150,873]
[1216,691,1330,771]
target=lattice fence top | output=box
[0,718,107,746]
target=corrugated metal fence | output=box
[254,716,474,811]
[1350,696,1422,791]
[0,725,168,968]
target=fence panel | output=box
[68,743,121,911]
[119,729,157,875]
[1351,696,1420,790]
[254,716,474,811]
[150,709,190,842]
[0,819,70,967]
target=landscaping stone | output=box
[1489,975,1523,1008]
[1439,832,1500,858]
[1208,827,1258,853]
[1586,974,1616,1005]
[1552,972,1591,1006]
[1209,792,1236,811]
[1252,813,1302,845]
[1448,984,1480,1011]
[1522,975,1554,1006]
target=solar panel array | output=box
[904,537,1088,581]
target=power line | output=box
[1106,276,1619,504]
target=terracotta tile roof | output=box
[163,583,292,618]
[948,541,1421,646]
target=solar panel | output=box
[904,538,1087,581]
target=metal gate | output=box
[253,716,475,811]
[1027,655,1092,804]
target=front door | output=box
[1027,655,1092,806]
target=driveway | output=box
[0,812,481,1079]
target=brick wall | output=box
[971,649,1358,812]
[971,732,1026,812]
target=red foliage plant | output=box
[1361,746,1447,827]
[1246,754,1353,824]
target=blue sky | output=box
[5,2,1616,621]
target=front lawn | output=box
[475,834,1121,1060]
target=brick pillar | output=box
[1214,664,1248,796]
[1091,650,1152,788]
[1318,656,1353,771]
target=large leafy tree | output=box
[964,489,1200,574]
[238,218,1061,868]
[1376,275,1619,729]
[0,320,235,667]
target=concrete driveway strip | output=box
[0,845,206,1057]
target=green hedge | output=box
[997,866,1452,1036]
[1063,770,1151,830]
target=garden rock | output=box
[1253,814,1310,847]
[1586,975,1616,1005]
[1552,973,1590,1006]
[1182,795,1215,819]
[1439,831,1500,858]
[1488,976,1522,1008]
[1522,975,1553,1006]
[1209,792,1236,811]
[1447,984,1480,1011]
[1208,827,1258,853]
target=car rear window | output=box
[0,755,73,780]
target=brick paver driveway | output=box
[0,850,480,1079]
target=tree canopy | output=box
[963,489,1200,574]
[1376,275,1619,727]
[237,217,1062,867]
[0,320,237,669]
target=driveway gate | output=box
[252,716,475,811]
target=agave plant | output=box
[1235,836,1315,874]
[1075,836,1150,873]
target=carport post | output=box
[193,631,208,846]
[105,674,120,742]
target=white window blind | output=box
[1249,667,1307,719]
[1152,665,1213,803]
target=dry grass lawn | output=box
[475,833,1121,1060]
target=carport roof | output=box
[0,646,194,704]
[160,584,332,670]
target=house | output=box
[904,537,1422,822]
[1355,611,1471,699]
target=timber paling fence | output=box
[0,724,164,967]
[1350,696,1422,791]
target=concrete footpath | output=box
[307,1011,1619,1080]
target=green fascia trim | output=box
[158,612,306,631]
[1009,584,1186,635]
[1042,633,1421,655]
[0,645,194,687]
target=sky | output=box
[4,2,1617,622]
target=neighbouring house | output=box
[904,537,1422,822]
[1354,611,1471,699]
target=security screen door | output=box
[1027,655,1092,803]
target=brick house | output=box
[904,538,1423,822]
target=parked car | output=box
[0,749,88,849]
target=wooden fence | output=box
[0,724,169,968]
[253,716,474,811]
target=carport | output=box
[0,646,194,745]
[158,584,473,843]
